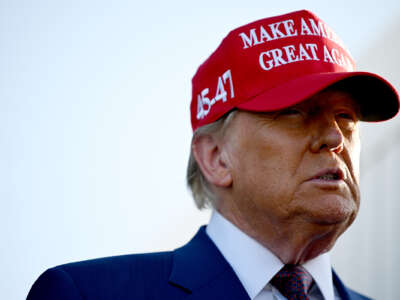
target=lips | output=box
[311,168,345,181]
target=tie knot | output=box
[271,265,313,300]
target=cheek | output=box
[234,134,295,179]
[347,132,361,182]
[231,134,304,204]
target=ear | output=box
[192,134,232,188]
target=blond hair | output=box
[186,110,237,209]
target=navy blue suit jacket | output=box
[27,226,371,300]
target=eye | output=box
[337,112,356,121]
[338,112,351,119]
[336,111,358,131]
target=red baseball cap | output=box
[190,10,399,131]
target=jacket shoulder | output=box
[27,251,186,300]
[347,288,374,300]
[332,270,373,300]
[27,267,82,300]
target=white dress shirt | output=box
[206,210,340,300]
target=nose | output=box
[310,116,344,153]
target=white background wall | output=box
[1,1,399,299]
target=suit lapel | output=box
[332,269,352,300]
[169,226,250,300]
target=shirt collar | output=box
[206,210,335,300]
[303,251,335,300]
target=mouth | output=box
[311,168,345,181]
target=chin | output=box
[311,213,352,226]
[303,194,359,226]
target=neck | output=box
[216,199,345,265]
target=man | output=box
[28,10,399,300]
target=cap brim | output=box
[237,72,400,122]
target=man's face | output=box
[221,88,361,242]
